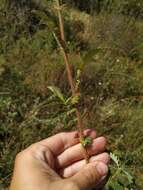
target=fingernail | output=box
[96,162,108,176]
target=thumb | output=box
[71,162,108,190]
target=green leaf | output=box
[48,86,66,104]
[71,94,80,105]
[110,152,120,167]
[80,136,93,147]
[65,97,72,105]
[122,170,134,184]
[66,108,76,116]
[109,181,124,190]
[77,69,81,79]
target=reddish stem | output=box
[55,0,89,163]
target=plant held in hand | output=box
[51,0,92,163]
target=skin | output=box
[10,129,110,190]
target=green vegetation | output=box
[0,0,143,189]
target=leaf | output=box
[122,170,134,184]
[109,181,124,190]
[71,94,80,105]
[77,69,81,79]
[66,108,76,116]
[48,86,66,104]
[110,152,120,167]
[80,136,93,147]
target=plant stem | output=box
[55,0,89,163]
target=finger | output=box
[56,137,107,168]
[59,153,110,178]
[95,176,107,190]
[39,129,97,155]
[70,162,108,190]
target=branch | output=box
[55,0,90,163]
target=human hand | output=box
[10,129,110,190]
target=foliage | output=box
[80,136,93,147]
[105,153,134,190]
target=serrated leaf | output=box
[48,86,66,104]
[110,152,120,167]
[80,136,93,147]
[71,94,80,105]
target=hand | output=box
[10,129,110,190]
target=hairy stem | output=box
[55,0,89,163]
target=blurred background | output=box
[0,0,143,189]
